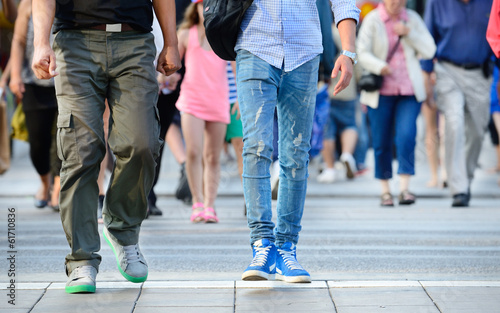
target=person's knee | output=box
[185,147,202,163]
[243,138,272,160]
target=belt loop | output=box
[106,24,122,32]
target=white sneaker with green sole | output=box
[103,226,148,283]
[66,265,97,294]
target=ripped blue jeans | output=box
[236,50,319,246]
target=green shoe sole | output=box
[65,285,96,294]
[103,228,148,283]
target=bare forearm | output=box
[32,0,55,47]
[337,18,356,52]
[152,0,178,48]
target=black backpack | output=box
[203,0,254,61]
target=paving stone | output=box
[424,287,500,312]
[331,287,434,307]
[336,305,440,313]
[29,288,140,313]
[0,289,44,310]
[143,281,234,289]
[135,307,233,313]
[236,288,334,312]
[136,289,234,307]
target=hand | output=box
[331,55,353,95]
[9,77,25,100]
[157,45,182,76]
[231,100,240,120]
[380,65,392,76]
[393,21,409,37]
[31,44,58,79]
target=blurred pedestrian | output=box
[422,0,493,207]
[175,0,230,223]
[225,62,243,178]
[238,0,359,283]
[318,26,359,183]
[31,0,181,293]
[487,0,500,58]
[357,0,436,206]
[9,0,61,210]
[147,0,192,215]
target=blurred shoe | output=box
[242,239,276,281]
[203,207,219,223]
[34,198,48,209]
[317,168,335,183]
[65,265,97,294]
[148,200,163,216]
[452,193,469,207]
[340,153,357,179]
[97,195,104,224]
[190,202,205,223]
[355,167,369,177]
[380,193,394,207]
[175,162,192,204]
[50,205,60,212]
[398,190,416,205]
[270,162,280,200]
[103,226,148,283]
[276,242,311,283]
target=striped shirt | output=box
[235,0,360,72]
[227,62,238,103]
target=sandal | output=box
[399,190,416,205]
[190,202,205,223]
[203,207,219,223]
[380,193,394,207]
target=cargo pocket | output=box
[57,113,79,162]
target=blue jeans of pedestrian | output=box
[236,50,319,246]
[367,95,421,180]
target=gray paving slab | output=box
[236,288,335,312]
[336,306,440,313]
[135,307,233,313]
[330,287,435,307]
[29,288,140,313]
[424,287,500,313]
[0,289,44,310]
[136,288,234,307]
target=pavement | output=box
[0,120,500,313]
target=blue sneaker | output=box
[276,242,311,283]
[242,239,276,281]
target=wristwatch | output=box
[341,50,357,65]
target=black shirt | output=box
[54,0,153,33]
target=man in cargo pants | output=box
[31,0,181,293]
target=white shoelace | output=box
[123,245,141,264]
[74,266,94,279]
[278,249,303,270]
[250,245,272,267]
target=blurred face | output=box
[383,0,406,16]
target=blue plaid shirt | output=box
[235,0,360,72]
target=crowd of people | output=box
[0,0,499,294]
